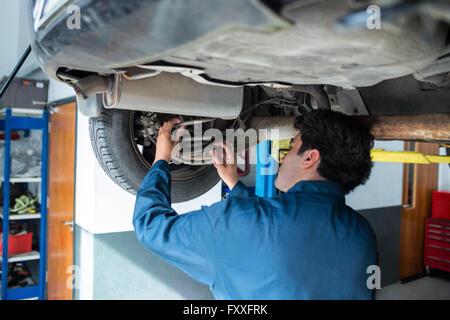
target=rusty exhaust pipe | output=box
[249,113,450,143]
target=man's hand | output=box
[153,118,184,164]
[210,142,239,190]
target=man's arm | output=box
[133,119,216,285]
[133,159,216,286]
[211,142,256,199]
[228,181,257,198]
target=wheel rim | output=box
[129,111,211,182]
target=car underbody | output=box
[28,0,450,200]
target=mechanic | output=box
[133,109,377,300]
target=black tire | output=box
[88,108,220,203]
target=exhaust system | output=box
[74,72,243,119]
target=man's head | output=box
[274,109,374,194]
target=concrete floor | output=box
[376,273,450,300]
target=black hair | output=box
[293,109,374,194]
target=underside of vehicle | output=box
[28,0,450,202]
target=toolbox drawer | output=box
[432,191,450,221]
[424,218,450,273]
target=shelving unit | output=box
[0,108,49,300]
[0,177,42,183]
[0,251,40,263]
[0,210,42,220]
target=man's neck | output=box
[287,171,327,190]
[298,171,327,182]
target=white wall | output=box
[0,0,40,78]
[438,147,450,191]
[47,77,76,102]
[0,0,75,103]
[75,226,94,300]
[346,140,404,210]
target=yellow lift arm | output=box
[370,148,450,164]
[273,139,450,164]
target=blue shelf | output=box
[0,116,47,131]
[0,108,49,300]
[6,285,39,300]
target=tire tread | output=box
[88,110,136,193]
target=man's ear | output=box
[302,149,321,169]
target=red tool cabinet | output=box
[431,191,450,220]
[424,218,450,273]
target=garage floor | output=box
[376,273,450,300]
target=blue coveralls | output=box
[133,160,377,299]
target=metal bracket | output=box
[62,220,74,232]
[47,105,59,114]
